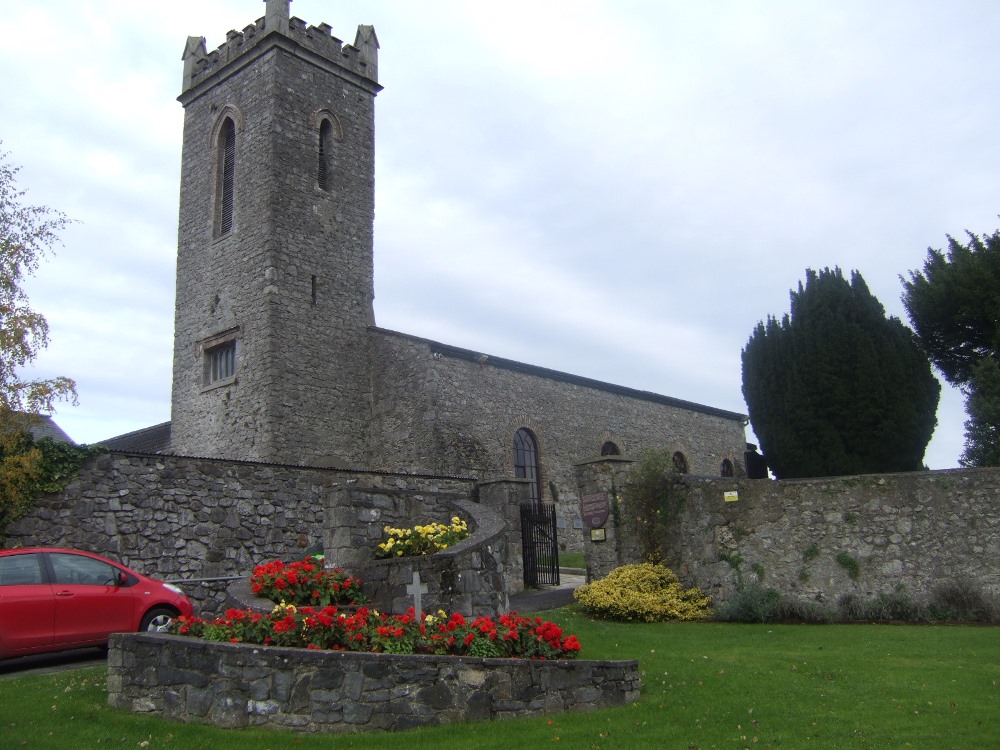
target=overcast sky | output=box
[2,0,996,470]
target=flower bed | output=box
[249,557,366,607]
[172,603,581,659]
[375,516,470,558]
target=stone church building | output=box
[109,0,748,539]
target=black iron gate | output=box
[520,502,560,587]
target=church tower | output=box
[169,0,381,465]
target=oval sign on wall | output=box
[580,492,610,529]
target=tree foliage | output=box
[0,145,77,415]
[619,450,686,561]
[0,145,80,536]
[902,231,1000,466]
[742,268,940,479]
[959,358,1000,467]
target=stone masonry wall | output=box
[577,461,1000,605]
[5,453,475,616]
[171,7,380,466]
[108,633,641,733]
[327,495,513,615]
[368,328,748,552]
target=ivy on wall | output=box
[620,450,687,562]
[0,424,104,540]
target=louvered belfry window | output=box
[216,117,236,236]
[318,119,333,191]
[204,340,236,385]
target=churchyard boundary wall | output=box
[8,453,999,614]
[577,461,1000,605]
[4,452,482,616]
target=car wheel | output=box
[140,606,178,633]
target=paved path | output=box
[508,572,585,613]
[0,648,105,679]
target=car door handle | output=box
[55,590,75,597]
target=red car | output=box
[0,547,194,659]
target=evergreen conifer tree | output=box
[742,268,940,479]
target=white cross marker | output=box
[406,570,429,620]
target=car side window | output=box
[0,553,45,585]
[49,553,119,586]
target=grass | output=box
[2,610,997,749]
[559,551,585,568]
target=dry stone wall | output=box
[108,633,641,733]
[577,461,1000,605]
[6,453,474,616]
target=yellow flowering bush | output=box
[375,516,469,558]
[573,562,712,622]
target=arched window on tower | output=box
[318,119,334,191]
[672,451,689,474]
[600,441,621,456]
[215,117,236,237]
[316,115,342,192]
[513,428,541,506]
[720,458,734,477]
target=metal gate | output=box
[520,502,560,587]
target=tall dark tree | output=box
[902,231,1000,466]
[742,268,940,479]
[960,358,1000,467]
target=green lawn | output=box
[3,610,997,749]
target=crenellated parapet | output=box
[181,1,379,99]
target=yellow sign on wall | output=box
[724,491,739,503]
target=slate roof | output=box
[98,421,172,453]
[26,415,75,444]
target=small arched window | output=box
[720,458,734,477]
[672,451,689,474]
[513,428,541,506]
[600,441,621,456]
[318,119,334,191]
[215,117,236,236]
[315,114,342,192]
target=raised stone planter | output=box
[107,633,641,733]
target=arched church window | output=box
[600,441,621,456]
[513,428,541,506]
[215,117,236,236]
[720,458,734,477]
[672,451,689,474]
[316,115,342,192]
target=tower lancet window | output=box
[215,117,236,236]
[315,114,342,192]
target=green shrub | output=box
[714,584,781,623]
[717,584,834,624]
[928,578,1000,623]
[838,591,928,622]
[838,581,1000,624]
[573,563,712,622]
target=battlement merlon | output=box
[179,2,380,104]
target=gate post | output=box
[476,478,531,595]
[575,457,634,581]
